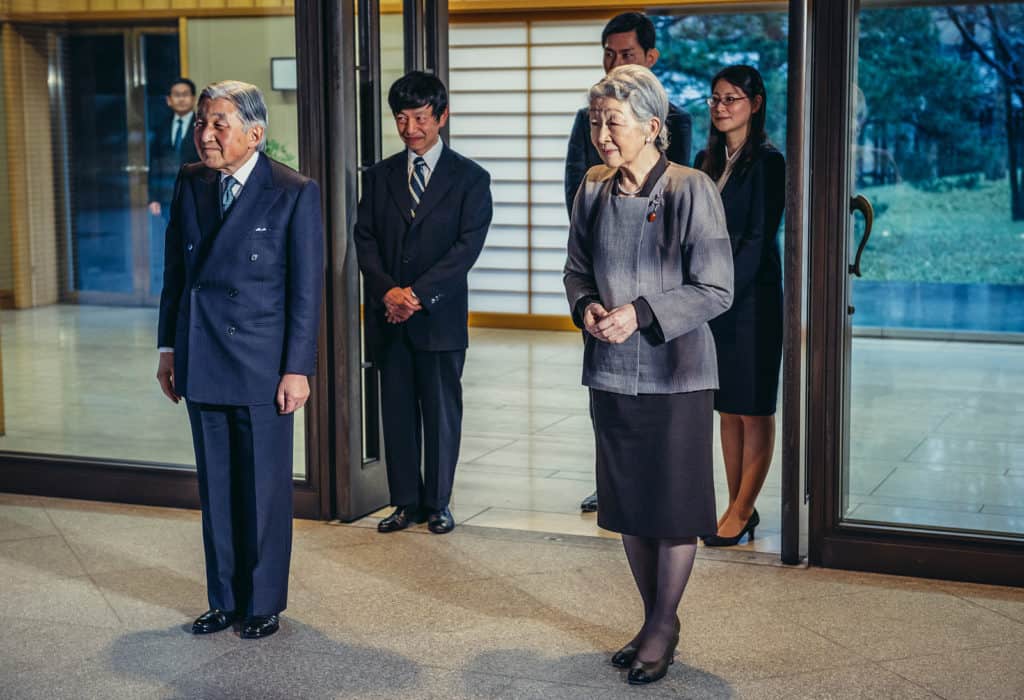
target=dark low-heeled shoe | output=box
[702,509,761,547]
[427,507,455,534]
[240,614,280,639]
[627,635,679,685]
[580,491,598,513]
[377,505,426,533]
[191,608,236,634]
[611,616,680,668]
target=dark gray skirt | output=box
[591,388,717,539]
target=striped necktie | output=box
[409,156,427,217]
[221,175,238,216]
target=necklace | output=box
[618,180,642,196]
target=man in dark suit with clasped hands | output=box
[156,80,323,640]
[355,71,492,536]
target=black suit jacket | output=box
[157,153,324,405]
[149,112,201,206]
[564,101,692,213]
[355,145,492,355]
[695,144,785,301]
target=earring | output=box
[645,136,651,144]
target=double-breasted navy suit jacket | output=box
[157,153,324,406]
[355,146,492,355]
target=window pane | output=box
[0,14,308,480]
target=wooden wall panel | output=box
[2,24,58,309]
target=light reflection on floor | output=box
[2,305,1022,552]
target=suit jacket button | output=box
[186,243,194,251]
[228,289,239,297]
[193,283,201,291]
[250,253,259,262]
[401,257,410,264]
[227,325,236,335]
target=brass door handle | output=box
[849,194,874,277]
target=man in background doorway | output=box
[564,11,693,513]
[149,77,200,217]
[149,78,201,294]
[355,71,492,536]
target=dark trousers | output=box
[377,336,465,511]
[186,401,294,616]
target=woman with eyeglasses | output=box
[696,65,786,547]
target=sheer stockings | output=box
[621,534,698,663]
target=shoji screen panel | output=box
[448,19,603,316]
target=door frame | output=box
[804,0,1024,587]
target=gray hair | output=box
[198,80,269,151]
[588,65,669,152]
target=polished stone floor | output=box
[2,305,1023,553]
[0,492,1022,699]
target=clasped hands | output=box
[383,286,421,324]
[583,301,638,344]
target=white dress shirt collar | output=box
[222,149,261,187]
[171,112,193,137]
[407,138,444,179]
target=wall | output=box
[2,23,58,308]
[187,16,298,167]
[0,31,12,298]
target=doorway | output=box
[56,26,181,306]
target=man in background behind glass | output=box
[149,78,200,218]
[149,78,200,294]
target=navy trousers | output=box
[377,336,465,511]
[186,401,294,616]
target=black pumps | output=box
[703,508,760,547]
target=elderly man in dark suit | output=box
[355,71,492,536]
[156,80,323,639]
[564,12,693,514]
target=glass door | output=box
[60,27,179,306]
[807,0,1024,585]
[844,3,1024,539]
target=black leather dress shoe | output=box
[240,614,280,639]
[377,505,426,533]
[427,507,455,534]
[580,491,598,513]
[191,609,236,634]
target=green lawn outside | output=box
[857,176,1024,285]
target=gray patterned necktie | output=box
[221,175,238,215]
[409,156,427,217]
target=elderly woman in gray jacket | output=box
[564,64,733,686]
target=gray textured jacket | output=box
[563,162,733,396]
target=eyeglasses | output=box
[706,95,748,108]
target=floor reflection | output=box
[2,305,1022,548]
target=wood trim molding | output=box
[469,311,576,331]
[0,453,323,519]
[3,24,31,310]
[177,17,188,77]
[0,0,784,22]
